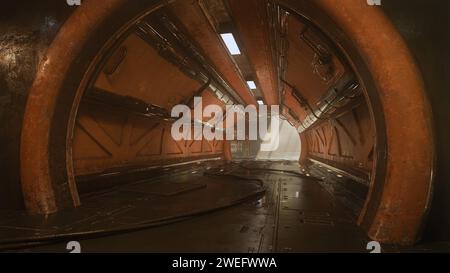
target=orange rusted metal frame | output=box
[20,0,136,214]
[20,0,236,215]
[223,141,233,162]
[228,0,279,106]
[20,0,435,246]
[280,0,435,244]
[299,133,309,164]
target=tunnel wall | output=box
[303,101,374,181]
[382,0,450,243]
[73,104,224,176]
[280,0,435,245]
[0,1,74,209]
[0,0,445,246]
[72,31,227,177]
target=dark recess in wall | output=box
[382,0,450,243]
[0,1,74,209]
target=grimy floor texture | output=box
[1,161,447,253]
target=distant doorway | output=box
[256,117,301,161]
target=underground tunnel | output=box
[0,0,449,254]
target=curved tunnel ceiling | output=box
[10,0,435,246]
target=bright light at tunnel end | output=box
[170,97,280,151]
[220,33,241,55]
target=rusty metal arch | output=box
[278,0,435,244]
[20,0,435,245]
[20,0,164,215]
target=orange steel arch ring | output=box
[21,0,434,245]
[20,0,165,215]
[279,0,435,245]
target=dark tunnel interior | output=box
[0,0,450,254]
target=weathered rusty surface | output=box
[284,14,346,108]
[280,0,434,244]
[320,0,434,245]
[95,33,202,111]
[381,0,450,244]
[21,0,244,215]
[72,25,227,176]
[228,0,278,106]
[73,102,225,176]
[15,0,435,247]
[298,133,308,164]
[168,1,256,106]
[20,0,126,214]
[268,8,355,132]
[223,140,233,162]
[283,89,308,122]
[73,108,224,176]
[303,102,375,177]
[0,1,73,210]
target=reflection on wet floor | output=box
[1,160,374,252]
